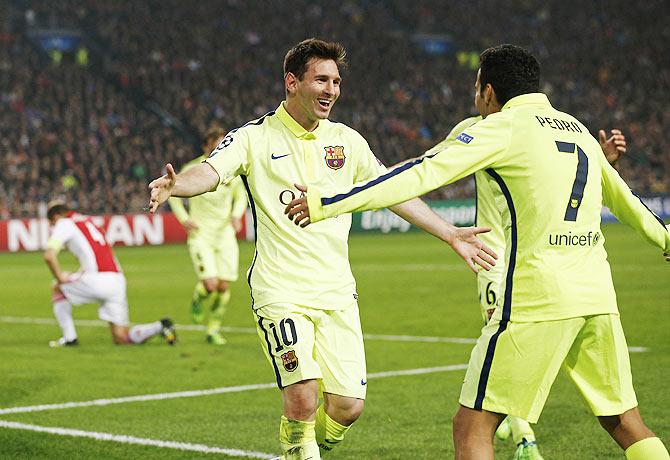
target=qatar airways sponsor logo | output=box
[278,189,305,206]
[548,230,601,247]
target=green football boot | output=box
[191,298,205,324]
[206,331,227,346]
[513,439,544,460]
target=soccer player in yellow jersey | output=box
[436,118,627,460]
[148,39,496,460]
[168,126,248,345]
[287,44,670,460]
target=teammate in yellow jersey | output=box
[437,118,627,460]
[168,126,248,345]
[148,39,496,460]
[287,44,670,460]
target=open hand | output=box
[449,227,498,274]
[148,163,177,213]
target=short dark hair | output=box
[283,38,347,80]
[204,125,226,145]
[47,200,70,220]
[479,44,540,106]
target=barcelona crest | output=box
[324,146,346,170]
[281,350,299,372]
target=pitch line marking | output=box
[0,420,275,459]
[0,315,477,344]
[364,333,475,344]
[0,316,653,351]
[0,364,468,415]
[354,263,465,271]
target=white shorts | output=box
[59,272,129,326]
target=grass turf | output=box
[0,223,667,459]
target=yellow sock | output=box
[192,281,208,301]
[279,416,320,459]
[315,405,350,454]
[508,416,536,445]
[207,290,232,335]
[206,320,221,335]
[212,289,231,317]
[625,437,670,460]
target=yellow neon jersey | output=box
[206,102,386,310]
[433,116,506,263]
[308,93,670,321]
[168,155,247,244]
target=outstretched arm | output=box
[148,163,219,213]
[285,186,497,273]
[599,155,670,255]
[389,198,497,273]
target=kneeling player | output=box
[44,201,176,347]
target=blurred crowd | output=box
[1,0,667,218]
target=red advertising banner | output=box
[0,212,251,253]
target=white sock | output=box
[53,299,77,342]
[128,321,162,344]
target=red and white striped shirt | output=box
[48,212,121,273]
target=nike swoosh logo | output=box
[361,379,367,386]
[271,153,291,160]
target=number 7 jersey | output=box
[308,93,670,321]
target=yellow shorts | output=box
[255,303,367,399]
[459,313,637,422]
[188,229,239,281]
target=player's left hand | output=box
[232,217,243,233]
[449,227,498,274]
[599,129,626,166]
[284,184,311,227]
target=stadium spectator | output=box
[0,0,667,218]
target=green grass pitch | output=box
[0,223,668,459]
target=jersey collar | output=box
[276,102,318,140]
[501,93,552,110]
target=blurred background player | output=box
[433,118,627,460]
[44,200,176,347]
[168,126,248,345]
